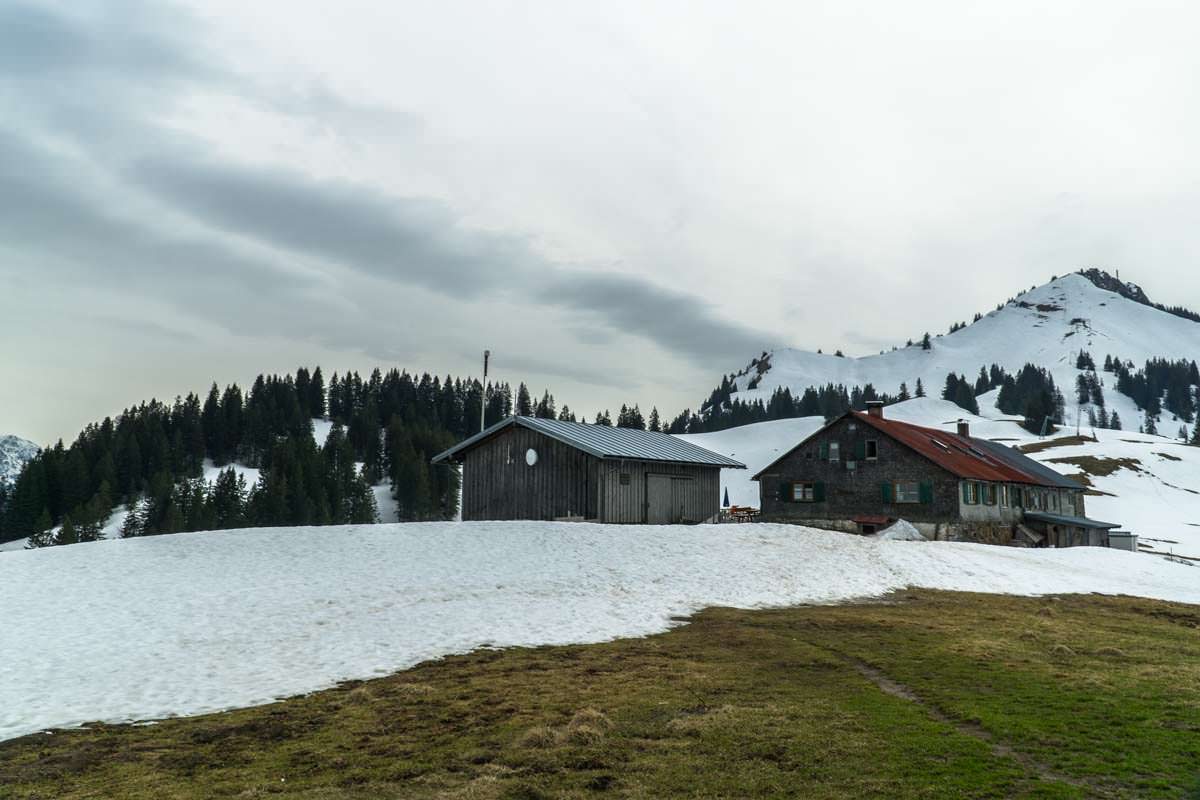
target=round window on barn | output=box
[525,448,538,466]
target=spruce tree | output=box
[516,383,533,416]
[1144,412,1158,436]
[915,378,925,398]
[648,407,661,432]
[1109,411,1122,430]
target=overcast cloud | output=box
[4,0,1200,443]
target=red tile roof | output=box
[753,410,1068,487]
[852,412,1048,484]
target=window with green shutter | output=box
[880,482,893,502]
[961,482,970,504]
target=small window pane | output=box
[895,481,921,503]
[829,442,840,462]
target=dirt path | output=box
[833,651,1114,798]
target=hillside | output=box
[685,396,1200,561]
[0,520,1196,743]
[726,272,1200,432]
[0,435,38,485]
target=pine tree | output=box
[310,366,327,418]
[1110,411,1122,430]
[516,383,533,416]
[897,383,910,401]
[1144,412,1158,436]
[25,510,56,548]
[921,332,932,350]
[648,407,661,432]
[1191,417,1200,445]
[915,378,925,398]
[942,373,959,401]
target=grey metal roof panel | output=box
[1024,511,1121,529]
[431,416,746,468]
[968,438,1083,490]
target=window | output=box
[999,485,1008,507]
[793,482,816,502]
[894,481,921,503]
[962,481,979,504]
[983,484,997,505]
[866,440,878,460]
[829,442,840,463]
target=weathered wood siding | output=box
[757,415,962,524]
[461,426,599,521]
[597,460,721,524]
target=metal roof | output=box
[1024,511,1121,529]
[431,416,746,468]
[969,439,1082,490]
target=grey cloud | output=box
[0,1,214,83]
[536,271,769,365]
[129,159,528,296]
[0,130,326,325]
[128,156,773,365]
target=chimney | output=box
[866,400,884,418]
[957,419,970,438]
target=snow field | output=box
[1,520,1197,742]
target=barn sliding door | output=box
[645,474,693,524]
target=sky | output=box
[4,0,1200,445]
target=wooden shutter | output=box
[777,481,791,502]
[880,482,893,502]
[854,440,866,460]
[813,482,826,502]
[961,482,970,503]
[818,442,828,460]
[919,482,933,504]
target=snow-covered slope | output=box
[688,397,1200,561]
[0,434,38,485]
[1,520,1197,741]
[731,273,1200,431]
[678,418,823,506]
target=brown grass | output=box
[1018,435,1097,454]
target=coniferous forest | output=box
[0,368,525,546]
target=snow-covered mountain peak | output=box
[727,272,1200,428]
[0,435,39,485]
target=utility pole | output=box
[480,350,490,433]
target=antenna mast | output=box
[481,350,490,433]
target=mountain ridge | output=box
[714,271,1200,432]
[0,435,39,486]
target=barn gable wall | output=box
[756,415,963,525]
[461,426,600,521]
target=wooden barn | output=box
[753,401,1120,547]
[432,417,745,524]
